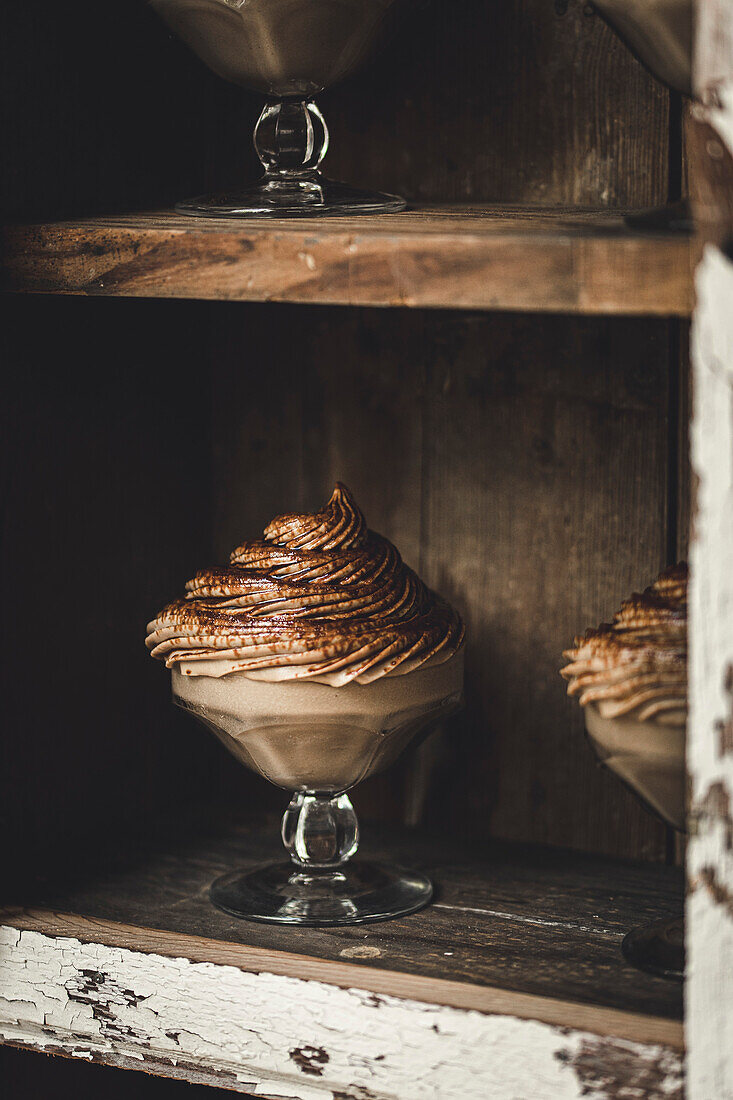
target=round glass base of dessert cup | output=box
[175,175,406,219]
[210,860,432,926]
[622,917,684,981]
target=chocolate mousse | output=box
[561,563,687,726]
[146,484,464,792]
[147,482,463,685]
[560,564,687,830]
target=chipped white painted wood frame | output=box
[687,2,733,1097]
[0,926,683,1100]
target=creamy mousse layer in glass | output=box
[146,484,464,793]
[560,564,687,830]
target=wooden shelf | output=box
[0,812,684,1098]
[1,206,693,316]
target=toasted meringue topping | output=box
[560,563,687,726]
[146,484,464,686]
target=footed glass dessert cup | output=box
[149,0,406,216]
[147,483,465,924]
[562,564,687,979]
[173,654,462,923]
[584,703,685,979]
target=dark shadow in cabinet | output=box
[0,1045,244,1099]
[0,296,220,884]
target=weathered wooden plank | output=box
[324,0,670,209]
[0,910,682,1049]
[0,925,683,1099]
[0,209,693,316]
[417,312,673,859]
[688,245,733,1098]
[3,812,683,1024]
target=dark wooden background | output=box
[1,0,689,886]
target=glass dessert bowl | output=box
[149,0,406,216]
[561,564,687,978]
[147,483,464,924]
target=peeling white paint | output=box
[687,6,733,1092]
[688,244,733,1100]
[0,926,681,1100]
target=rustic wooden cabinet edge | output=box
[0,923,684,1100]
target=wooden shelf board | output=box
[0,816,685,1097]
[1,205,694,315]
[0,813,683,1042]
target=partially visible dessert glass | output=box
[147,484,464,924]
[561,564,687,978]
[592,0,693,232]
[148,0,407,216]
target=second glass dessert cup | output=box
[585,703,686,979]
[173,653,462,924]
[149,0,406,217]
[562,564,688,979]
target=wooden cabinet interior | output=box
[1,0,690,878]
[2,297,689,875]
[1,1,673,220]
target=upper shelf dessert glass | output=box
[149,0,406,216]
[593,0,692,97]
[147,484,464,924]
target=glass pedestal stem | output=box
[174,95,405,217]
[282,791,359,870]
[255,98,328,170]
[209,787,431,925]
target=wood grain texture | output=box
[323,0,671,208]
[417,312,674,858]
[0,209,693,316]
[0,910,682,1051]
[3,809,683,1027]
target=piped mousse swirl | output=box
[146,484,464,686]
[560,563,687,726]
